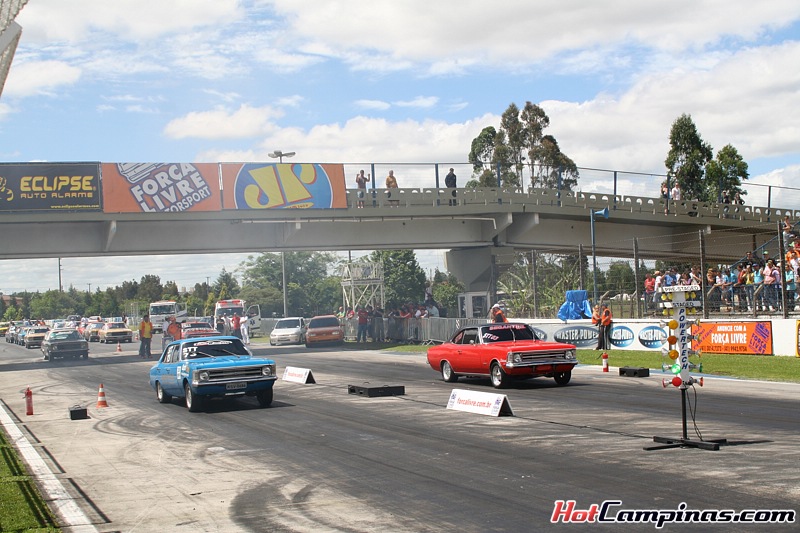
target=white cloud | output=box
[270,0,800,67]
[163,104,283,140]
[3,60,81,97]
[16,0,244,42]
[354,99,390,110]
[394,96,438,109]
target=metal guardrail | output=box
[343,187,800,224]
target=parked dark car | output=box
[41,328,89,361]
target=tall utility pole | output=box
[58,258,63,292]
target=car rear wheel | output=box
[554,371,572,386]
[156,382,172,403]
[256,389,273,408]
[184,383,203,412]
[490,363,509,388]
[441,361,458,383]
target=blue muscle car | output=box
[149,336,277,412]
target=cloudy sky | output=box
[1,0,799,293]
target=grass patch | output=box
[578,350,800,383]
[0,430,61,532]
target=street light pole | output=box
[268,150,296,164]
[590,207,610,306]
[281,252,288,318]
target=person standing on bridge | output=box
[385,170,399,206]
[138,315,153,358]
[355,169,370,208]
[445,168,457,205]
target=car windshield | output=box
[184,322,211,329]
[107,322,126,329]
[181,338,248,359]
[89,323,104,329]
[216,307,244,317]
[309,317,339,328]
[50,331,81,341]
[150,305,175,315]
[32,328,49,333]
[275,319,301,329]
[479,324,537,342]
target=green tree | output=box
[137,275,163,304]
[665,113,713,201]
[529,135,579,191]
[163,281,179,299]
[431,270,464,317]
[705,144,749,203]
[29,290,82,319]
[605,261,636,296]
[468,101,578,192]
[368,250,426,307]
[467,126,501,187]
[214,268,240,299]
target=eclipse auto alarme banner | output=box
[101,163,222,213]
[221,163,347,209]
[692,321,773,355]
[0,162,101,212]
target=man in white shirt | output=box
[671,183,682,201]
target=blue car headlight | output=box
[262,364,275,376]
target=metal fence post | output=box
[633,237,641,318]
[700,229,709,319]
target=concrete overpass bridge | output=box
[2,186,793,292]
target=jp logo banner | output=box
[221,163,346,209]
[0,162,101,211]
[101,163,221,213]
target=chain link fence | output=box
[498,219,798,320]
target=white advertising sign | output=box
[282,366,316,384]
[446,389,513,417]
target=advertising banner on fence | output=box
[691,321,773,355]
[101,163,221,213]
[221,163,346,209]
[0,162,101,212]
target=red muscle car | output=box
[426,322,578,388]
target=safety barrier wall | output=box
[258,316,799,356]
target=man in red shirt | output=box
[232,314,242,339]
[356,307,369,343]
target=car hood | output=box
[272,327,303,334]
[182,355,275,369]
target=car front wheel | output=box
[441,361,458,383]
[490,363,509,388]
[256,389,273,408]
[185,383,203,412]
[156,382,172,404]
[554,371,572,386]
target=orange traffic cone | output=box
[116,342,122,353]
[96,384,109,408]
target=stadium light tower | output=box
[268,150,296,163]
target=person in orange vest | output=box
[594,303,612,350]
[166,316,182,346]
[490,303,508,323]
[138,314,153,358]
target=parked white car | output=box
[269,317,307,346]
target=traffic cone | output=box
[116,342,122,353]
[602,352,609,372]
[96,384,109,408]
